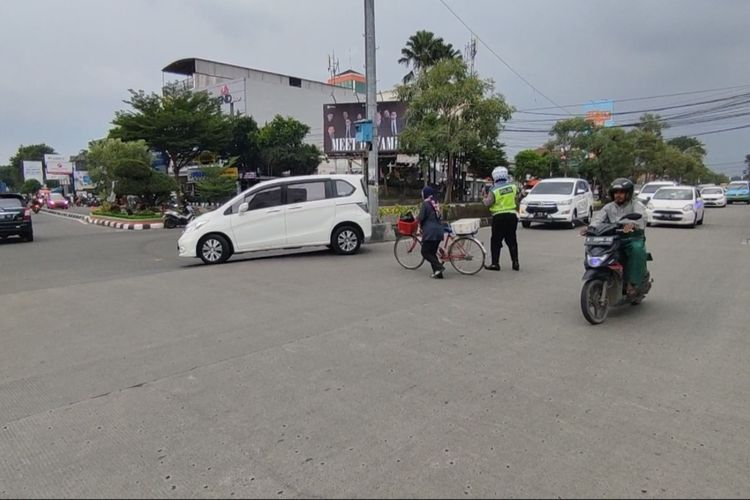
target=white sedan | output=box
[700,186,727,207]
[646,186,705,228]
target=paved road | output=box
[1,207,750,498]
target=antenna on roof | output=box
[327,50,340,83]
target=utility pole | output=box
[364,0,378,222]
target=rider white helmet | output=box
[491,166,509,183]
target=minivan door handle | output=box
[288,205,303,210]
[265,209,282,214]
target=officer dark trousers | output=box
[490,212,519,268]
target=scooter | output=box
[580,213,654,324]
[30,198,42,214]
[163,204,195,229]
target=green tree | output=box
[20,179,42,194]
[8,144,56,187]
[0,166,16,189]
[637,113,668,137]
[547,117,594,177]
[87,138,151,197]
[464,143,507,180]
[398,30,462,83]
[221,115,261,171]
[195,166,238,203]
[109,88,231,195]
[579,127,636,200]
[257,115,321,177]
[397,58,513,202]
[513,149,548,181]
[112,158,176,207]
[666,136,706,158]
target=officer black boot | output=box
[509,245,520,271]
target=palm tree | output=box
[398,30,461,83]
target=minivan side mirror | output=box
[238,202,249,214]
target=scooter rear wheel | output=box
[581,278,609,325]
[164,217,176,229]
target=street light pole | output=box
[364,0,379,222]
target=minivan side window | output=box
[287,181,328,204]
[335,180,356,197]
[247,186,282,211]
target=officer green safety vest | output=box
[490,183,518,215]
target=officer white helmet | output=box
[491,166,509,182]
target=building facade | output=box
[162,58,366,175]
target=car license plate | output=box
[536,213,547,218]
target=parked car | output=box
[700,186,727,207]
[725,180,750,204]
[646,186,704,228]
[0,193,33,242]
[519,178,594,229]
[178,174,372,264]
[636,181,677,204]
[46,192,69,209]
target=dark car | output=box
[0,193,33,242]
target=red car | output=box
[46,193,70,209]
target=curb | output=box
[39,208,89,221]
[85,216,164,230]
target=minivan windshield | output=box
[531,182,574,195]
[701,187,723,195]
[727,181,749,191]
[641,183,671,194]
[653,188,692,201]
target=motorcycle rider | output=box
[483,166,520,271]
[581,178,647,299]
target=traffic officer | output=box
[483,166,520,271]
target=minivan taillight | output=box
[23,209,31,221]
[357,202,369,213]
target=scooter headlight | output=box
[587,254,609,267]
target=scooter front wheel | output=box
[581,278,609,325]
[164,217,176,229]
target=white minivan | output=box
[178,174,372,264]
[519,177,594,228]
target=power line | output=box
[515,83,750,113]
[438,0,573,116]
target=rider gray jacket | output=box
[591,200,647,231]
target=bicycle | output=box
[394,219,487,275]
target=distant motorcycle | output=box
[580,213,654,324]
[163,204,195,229]
[30,198,42,214]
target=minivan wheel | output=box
[332,225,361,255]
[198,234,232,264]
[569,210,578,229]
[521,221,531,229]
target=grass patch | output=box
[91,210,161,220]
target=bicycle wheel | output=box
[447,236,486,275]
[394,235,425,270]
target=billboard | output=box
[323,101,408,156]
[74,171,95,190]
[44,154,73,175]
[23,161,44,183]
[583,99,615,127]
